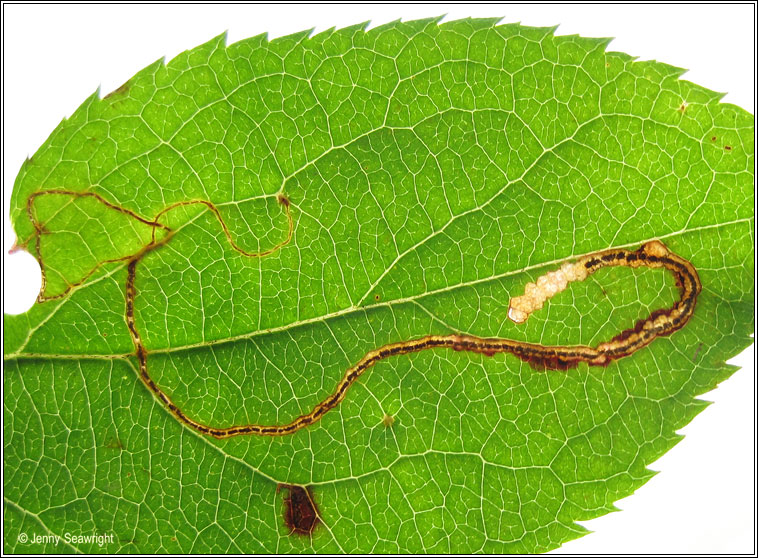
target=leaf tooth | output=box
[366,18,402,35]
[311,26,337,40]
[399,15,444,34]
[269,27,313,46]
[337,20,371,35]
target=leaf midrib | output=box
[9,98,725,361]
[5,215,750,363]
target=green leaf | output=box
[3,18,754,553]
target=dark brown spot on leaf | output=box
[280,484,320,536]
[724,145,732,151]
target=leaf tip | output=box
[219,29,230,48]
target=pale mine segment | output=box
[507,241,670,324]
[508,261,589,323]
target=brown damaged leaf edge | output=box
[103,79,132,100]
[278,484,321,537]
[25,189,171,302]
[24,190,291,302]
[25,190,701,439]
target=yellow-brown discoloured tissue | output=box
[508,261,589,323]
[642,240,668,258]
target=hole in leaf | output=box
[4,246,41,314]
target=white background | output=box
[2,4,755,554]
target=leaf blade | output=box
[2,17,751,548]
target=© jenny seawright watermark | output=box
[17,531,115,548]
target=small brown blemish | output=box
[382,414,395,427]
[104,80,131,100]
[277,193,290,207]
[374,293,381,301]
[711,136,717,141]
[677,102,688,113]
[104,436,124,450]
[692,342,704,362]
[280,484,320,536]
[724,145,732,151]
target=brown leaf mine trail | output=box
[24,190,701,439]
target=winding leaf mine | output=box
[4,18,753,554]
